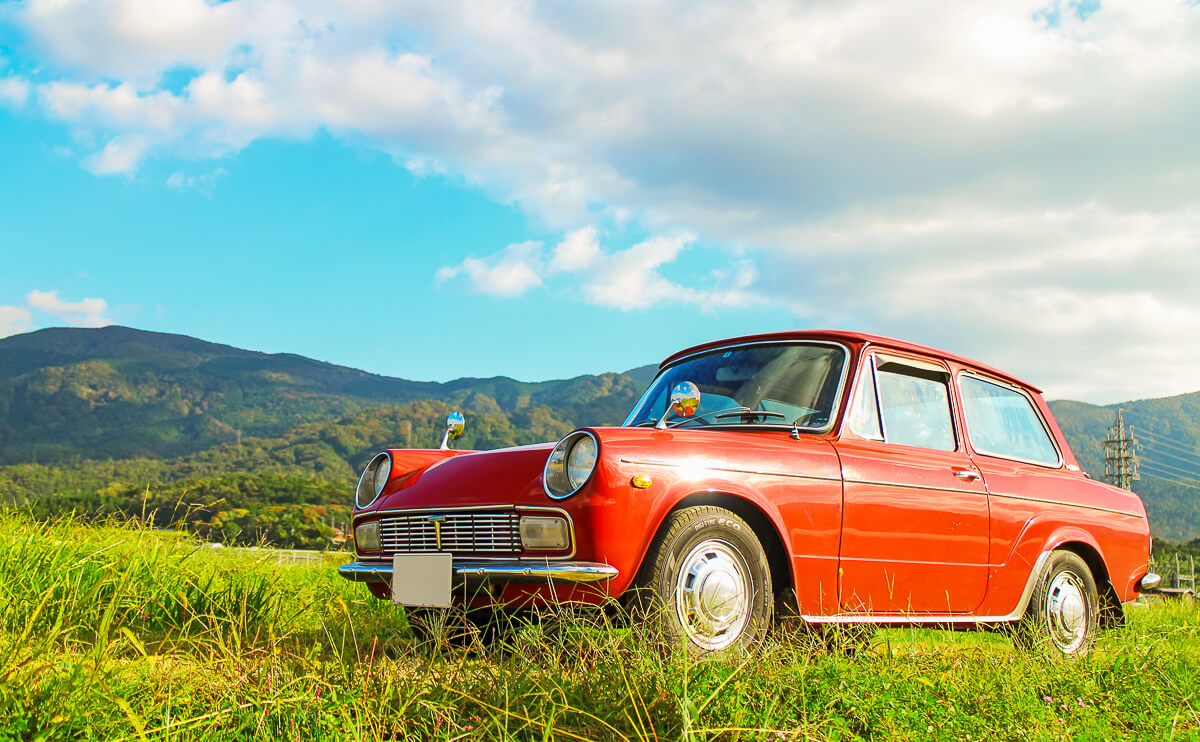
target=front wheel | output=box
[1015,550,1100,656]
[631,506,773,653]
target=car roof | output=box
[659,329,1042,394]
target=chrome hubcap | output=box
[1046,570,1089,653]
[674,539,751,650]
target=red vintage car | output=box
[340,331,1158,655]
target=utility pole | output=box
[1104,408,1140,490]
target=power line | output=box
[1140,457,1200,481]
[1142,446,1200,470]
[1134,430,1200,455]
[1141,435,1200,457]
[1128,427,1200,457]
[1140,468,1200,490]
[1140,469,1200,489]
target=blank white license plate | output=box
[391,553,453,607]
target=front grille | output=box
[377,510,521,555]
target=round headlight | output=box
[373,457,391,494]
[355,452,392,509]
[544,431,599,498]
[566,436,597,489]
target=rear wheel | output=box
[631,506,773,653]
[1015,550,1100,656]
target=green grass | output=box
[1,512,1198,741]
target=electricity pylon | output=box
[1104,408,1140,490]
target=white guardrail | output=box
[204,543,353,566]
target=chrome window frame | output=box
[621,340,852,435]
[842,348,960,453]
[955,370,1064,469]
[847,353,886,442]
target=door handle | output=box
[952,468,981,482]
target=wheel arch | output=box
[1048,537,1124,629]
[631,490,794,607]
[1001,516,1124,628]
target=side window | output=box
[959,376,1060,466]
[848,355,956,451]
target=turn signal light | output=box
[519,516,570,550]
[355,520,381,551]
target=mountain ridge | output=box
[2,325,1198,542]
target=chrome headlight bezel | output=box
[543,430,599,499]
[355,452,392,509]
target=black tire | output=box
[1015,550,1101,657]
[630,506,773,654]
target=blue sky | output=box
[1,1,1198,402]
[0,113,792,382]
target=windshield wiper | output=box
[667,406,787,429]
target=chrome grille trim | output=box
[377,510,521,555]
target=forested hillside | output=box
[1,326,1198,547]
[0,326,646,464]
[0,326,650,548]
[1050,395,1200,541]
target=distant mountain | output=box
[0,325,1197,541]
[0,326,648,465]
[621,364,659,389]
[1050,394,1200,541]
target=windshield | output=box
[623,342,848,431]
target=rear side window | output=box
[959,375,1060,466]
[850,355,956,451]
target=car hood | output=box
[363,442,556,512]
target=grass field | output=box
[1,512,1198,741]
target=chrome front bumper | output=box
[338,559,619,586]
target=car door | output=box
[955,371,1071,569]
[835,351,990,614]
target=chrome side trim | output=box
[803,550,1051,624]
[1138,572,1162,591]
[988,491,1144,519]
[353,505,578,560]
[842,477,985,497]
[619,458,842,483]
[623,339,852,435]
[338,559,619,586]
[955,370,1064,469]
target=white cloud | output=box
[21,0,248,81]
[7,1,1197,224]
[439,228,760,312]
[26,289,111,327]
[579,234,696,311]
[435,241,545,298]
[80,134,148,175]
[6,0,1200,401]
[548,226,601,273]
[166,167,227,193]
[0,77,29,106]
[753,202,1200,402]
[0,306,33,338]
